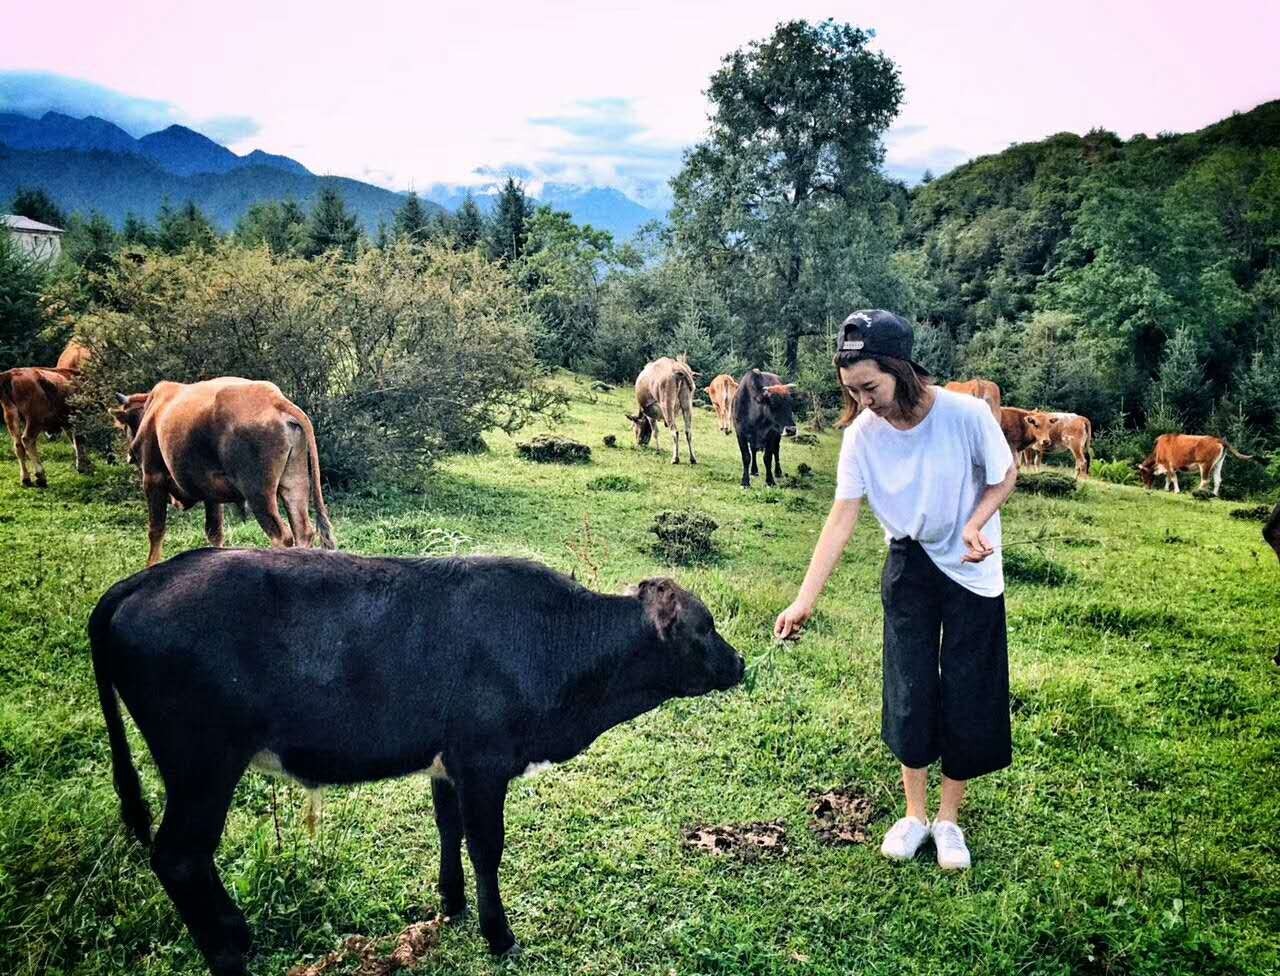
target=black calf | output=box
[733,369,798,488]
[90,548,743,975]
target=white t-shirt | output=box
[835,387,1014,597]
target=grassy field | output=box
[1,372,1277,976]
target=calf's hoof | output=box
[35,475,48,488]
[206,948,248,976]
[442,901,468,923]
[491,937,522,959]
[689,458,698,465]
[21,477,33,488]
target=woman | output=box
[774,309,1016,870]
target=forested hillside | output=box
[901,100,1280,441]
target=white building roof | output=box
[2,214,65,234]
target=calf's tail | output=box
[88,590,153,846]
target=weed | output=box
[1004,549,1076,587]
[586,474,642,492]
[649,509,719,564]
[516,434,592,463]
[1017,471,1079,497]
[1229,504,1272,521]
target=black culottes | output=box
[880,538,1012,780]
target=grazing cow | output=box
[110,377,335,566]
[733,369,797,488]
[944,378,1002,420]
[998,406,1037,463]
[1137,434,1252,495]
[626,356,698,464]
[705,373,739,435]
[0,366,91,486]
[1025,411,1093,478]
[56,339,92,371]
[90,548,745,972]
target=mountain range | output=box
[0,111,664,238]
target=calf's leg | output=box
[204,503,225,548]
[737,433,752,488]
[150,772,249,976]
[5,411,32,486]
[279,442,316,547]
[682,403,697,465]
[458,776,517,955]
[246,491,295,548]
[431,778,467,918]
[144,477,170,566]
[22,425,47,487]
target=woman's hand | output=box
[961,522,994,563]
[774,600,814,640]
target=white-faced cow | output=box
[1137,434,1252,495]
[733,369,797,488]
[627,356,698,464]
[90,548,745,973]
[705,373,739,435]
[110,377,335,565]
[1025,411,1093,478]
[944,378,1002,421]
[0,366,92,486]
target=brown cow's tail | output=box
[0,370,14,408]
[284,404,337,549]
[88,586,153,847]
[1084,418,1093,475]
[1224,441,1254,462]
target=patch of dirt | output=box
[682,821,788,860]
[807,788,876,845]
[287,918,443,976]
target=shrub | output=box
[791,433,819,446]
[1229,504,1273,521]
[516,434,592,464]
[602,434,618,448]
[1003,549,1076,587]
[587,474,642,492]
[74,242,565,488]
[1092,459,1137,485]
[1016,471,1078,497]
[650,509,719,564]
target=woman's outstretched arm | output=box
[774,497,862,639]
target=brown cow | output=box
[1137,434,1252,495]
[0,367,92,486]
[111,377,336,566]
[998,406,1037,462]
[705,373,739,435]
[55,339,92,371]
[944,378,1002,420]
[1025,411,1093,478]
[626,356,698,464]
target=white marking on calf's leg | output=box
[521,761,555,778]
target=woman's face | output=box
[840,360,898,417]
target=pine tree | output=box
[455,194,485,250]
[393,191,430,242]
[1149,326,1206,426]
[156,201,218,253]
[304,188,361,259]
[9,187,67,229]
[121,213,156,247]
[488,178,531,262]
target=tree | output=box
[1149,326,1207,426]
[304,188,361,259]
[670,18,904,371]
[455,194,485,250]
[9,187,67,229]
[156,201,218,254]
[0,230,53,368]
[62,212,120,276]
[393,191,431,242]
[234,201,307,255]
[121,213,156,248]
[488,178,532,262]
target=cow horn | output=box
[115,392,129,405]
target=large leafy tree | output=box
[670,18,904,370]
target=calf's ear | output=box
[637,578,682,639]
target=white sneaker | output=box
[932,820,971,870]
[880,816,930,861]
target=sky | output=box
[3,0,1279,208]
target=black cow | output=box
[90,548,744,975]
[732,369,798,488]
[1264,501,1280,563]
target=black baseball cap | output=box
[835,309,928,374]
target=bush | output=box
[0,231,59,369]
[587,474,642,492]
[1091,428,1152,465]
[602,434,618,448]
[1016,470,1078,497]
[650,509,719,564]
[1003,549,1076,587]
[516,434,592,464]
[1092,459,1137,485]
[1229,504,1273,521]
[74,242,565,488]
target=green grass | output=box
[1,371,1277,976]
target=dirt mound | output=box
[287,917,443,976]
[808,788,876,845]
[682,821,787,860]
